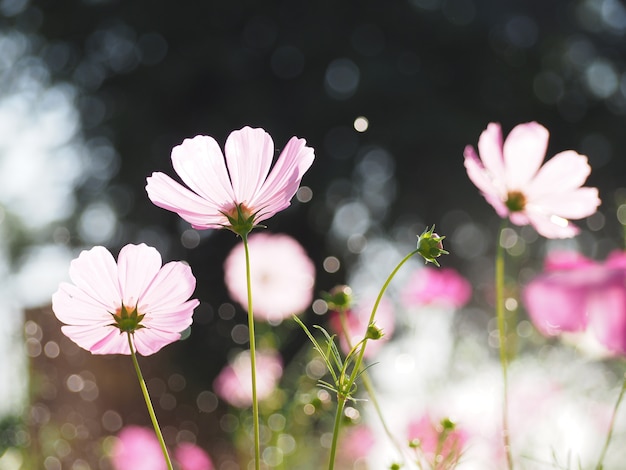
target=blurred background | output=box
[2,0,626,468]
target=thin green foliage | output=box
[293,316,365,401]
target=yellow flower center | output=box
[505,191,526,212]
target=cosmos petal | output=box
[146,172,228,228]
[117,244,162,307]
[525,210,580,238]
[476,122,505,181]
[463,146,508,217]
[52,283,113,325]
[68,246,120,311]
[140,261,197,310]
[502,122,549,188]
[526,151,592,198]
[588,276,626,355]
[62,325,129,355]
[225,127,275,205]
[252,136,315,223]
[133,328,182,356]
[171,135,235,205]
[523,273,589,336]
[532,187,600,219]
[141,300,198,330]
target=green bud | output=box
[322,285,353,312]
[365,322,384,340]
[440,417,456,432]
[408,438,421,449]
[416,225,449,267]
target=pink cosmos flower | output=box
[329,297,395,358]
[464,122,600,238]
[402,267,471,309]
[52,244,199,355]
[407,414,468,470]
[111,427,213,470]
[175,442,214,470]
[224,232,315,322]
[523,250,626,355]
[213,349,283,408]
[145,126,314,233]
[111,426,167,470]
[335,426,375,466]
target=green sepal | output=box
[110,304,145,333]
[221,203,265,237]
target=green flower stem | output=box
[327,248,419,470]
[348,248,419,388]
[127,333,173,470]
[338,310,408,466]
[242,233,261,470]
[595,370,626,470]
[496,221,513,470]
[328,394,347,470]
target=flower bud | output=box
[323,285,353,312]
[417,225,449,267]
[365,322,384,341]
[408,438,421,449]
[440,417,456,432]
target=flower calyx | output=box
[416,225,449,267]
[111,304,145,334]
[222,203,263,237]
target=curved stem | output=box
[496,221,513,470]
[348,249,419,386]
[331,248,419,469]
[127,333,173,470]
[595,370,626,470]
[242,233,261,470]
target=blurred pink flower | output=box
[402,267,471,309]
[335,426,375,466]
[330,297,395,358]
[146,126,314,232]
[407,414,468,470]
[464,122,600,238]
[606,250,626,269]
[111,427,213,470]
[542,250,597,271]
[523,250,626,355]
[111,426,167,470]
[175,442,214,470]
[224,232,315,322]
[52,244,199,355]
[213,349,283,408]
